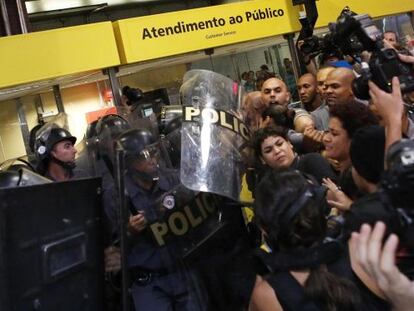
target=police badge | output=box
[162,194,175,210]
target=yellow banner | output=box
[114,0,413,64]
[1,0,412,88]
[315,0,414,28]
[0,22,120,89]
[113,0,301,64]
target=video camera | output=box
[382,140,414,220]
[122,86,159,118]
[299,31,338,61]
[299,7,414,99]
[376,140,414,278]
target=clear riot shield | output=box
[75,120,100,177]
[162,126,181,169]
[94,114,130,177]
[160,107,183,170]
[75,140,100,178]
[42,112,68,129]
[180,70,250,202]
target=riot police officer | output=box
[34,125,86,181]
[104,128,195,311]
[31,123,117,311]
[94,114,130,180]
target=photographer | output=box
[383,31,412,56]
[398,54,414,107]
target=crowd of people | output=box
[240,59,298,100]
[2,27,414,311]
[241,33,414,311]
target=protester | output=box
[297,73,329,130]
[253,126,336,184]
[324,68,355,107]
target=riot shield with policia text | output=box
[179,70,250,202]
[146,183,225,259]
[178,71,258,311]
[144,182,257,311]
[111,71,255,311]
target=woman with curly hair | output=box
[323,101,378,174]
[322,101,379,206]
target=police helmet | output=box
[94,114,130,158]
[0,167,51,189]
[85,120,99,140]
[95,114,129,139]
[0,171,21,189]
[118,128,161,183]
[118,129,156,157]
[118,129,159,166]
[386,139,414,168]
[29,123,45,153]
[35,127,77,161]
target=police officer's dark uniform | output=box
[104,128,195,311]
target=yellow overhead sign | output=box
[113,0,301,64]
[114,0,413,64]
[315,0,414,28]
[0,0,412,89]
[0,22,120,89]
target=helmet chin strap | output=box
[51,156,76,171]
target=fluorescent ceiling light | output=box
[26,0,163,14]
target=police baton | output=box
[114,143,131,311]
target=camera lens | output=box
[300,37,319,55]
